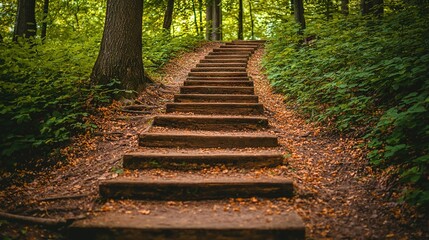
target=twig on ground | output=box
[0,211,67,227]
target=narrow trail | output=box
[1,42,426,240]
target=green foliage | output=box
[263,7,429,206]
[0,31,203,168]
[143,33,204,72]
[0,37,98,166]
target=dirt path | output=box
[0,42,427,239]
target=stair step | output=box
[123,151,282,169]
[166,103,263,115]
[174,94,258,103]
[196,63,247,68]
[152,115,268,130]
[200,59,248,63]
[220,44,259,49]
[139,132,277,148]
[208,52,251,56]
[205,55,249,59]
[214,47,255,53]
[184,80,253,87]
[232,40,266,45]
[190,67,247,72]
[180,86,254,95]
[99,176,292,200]
[187,76,250,81]
[188,72,248,77]
[225,42,259,47]
[69,210,305,240]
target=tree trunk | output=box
[212,0,222,40]
[249,0,254,40]
[341,0,349,16]
[325,0,332,20]
[238,0,243,40]
[41,0,49,41]
[290,0,294,15]
[361,0,383,16]
[192,0,199,34]
[199,0,203,35]
[91,0,149,92]
[293,0,306,31]
[163,0,174,32]
[206,0,213,40]
[13,0,37,42]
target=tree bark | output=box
[199,0,203,35]
[206,0,213,40]
[212,0,222,40]
[13,0,37,42]
[41,0,49,41]
[325,0,332,20]
[206,0,222,41]
[238,0,243,40]
[290,0,294,15]
[163,0,174,32]
[293,0,306,31]
[249,0,254,40]
[91,0,149,92]
[361,0,383,16]
[341,0,349,16]
[192,0,199,34]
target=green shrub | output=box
[263,7,429,206]
[0,33,204,168]
[0,37,98,166]
[143,33,205,73]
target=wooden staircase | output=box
[68,40,305,240]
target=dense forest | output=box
[0,0,428,212]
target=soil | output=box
[0,42,427,240]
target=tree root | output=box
[0,211,69,227]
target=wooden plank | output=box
[196,63,247,68]
[152,115,268,130]
[190,67,247,72]
[213,47,255,53]
[186,76,250,81]
[138,132,278,148]
[232,40,266,44]
[180,86,254,95]
[69,211,305,240]
[123,151,282,169]
[200,57,248,63]
[99,177,293,200]
[204,55,250,59]
[225,42,260,47]
[208,52,251,56]
[174,94,258,103]
[188,72,248,77]
[220,44,259,49]
[184,80,254,87]
[166,103,264,115]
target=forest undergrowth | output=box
[263,6,429,207]
[0,33,203,172]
